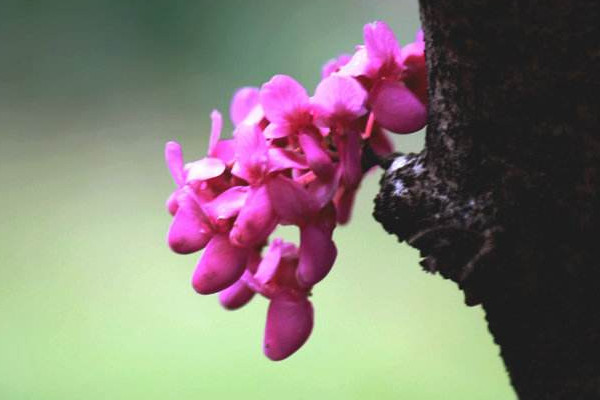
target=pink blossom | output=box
[192,233,249,294]
[230,87,260,126]
[219,250,261,310]
[164,20,427,361]
[260,75,312,138]
[264,296,313,361]
[321,53,352,79]
[369,80,427,134]
[167,188,212,254]
[337,23,427,134]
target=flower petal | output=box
[336,47,369,77]
[369,128,394,156]
[370,80,427,134]
[229,185,278,248]
[298,131,335,181]
[400,41,428,104]
[334,186,358,225]
[232,124,268,182]
[219,279,255,310]
[339,130,362,188]
[208,110,223,157]
[267,147,308,172]
[167,192,212,254]
[312,75,368,124]
[203,186,249,222]
[254,238,284,285]
[260,75,310,125]
[210,139,236,165]
[321,53,352,79]
[297,223,337,286]
[185,157,226,183]
[230,87,260,126]
[267,175,316,225]
[306,170,340,210]
[166,191,179,215]
[264,296,314,361]
[364,21,401,68]
[165,141,184,186]
[263,123,292,139]
[192,234,248,294]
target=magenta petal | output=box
[306,169,341,210]
[337,47,369,77]
[229,185,277,248]
[364,21,401,65]
[297,224,337,286]
[165,141,184,186]
[340,130,362,188]
[233,124,268,182]
[267,148,308,172]
[203,186,249,222]
[254,239,284,285]
[230,87,260,126]
[260,75,310,125]
[400,41,425,66]
[168,198,211,254]
[210,139,236,165]
[312,75,367,123]
[267,175,316,225]
[298,131,335,180]
[263,123,291,139]
[334,186,358,225]
[192,234,248,295]
[370,80,427,134]
[415,28,424,43]
[208,110,223,156]
[369,128,394,156]
[264,296,314,361]
[185,157,226,182]
[166,191,179,215]
[321,53,352,79]
[219,279,255,310]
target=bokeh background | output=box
[0,1,515,399]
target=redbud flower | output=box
[338,21,427,134]
[163,20,427,360]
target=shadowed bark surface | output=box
[373,1,600,398]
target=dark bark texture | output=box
[373,1,600,399]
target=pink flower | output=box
[163,19,424,361]
[264,295,313,361]
[167,188,212,254]
[312,74,368,127]
[400,29,427,104]
[321,53,352,79]
[267,176,338,286]
[369,80,427,134]
[260,75,335,180]
[260,75,312,139]
[243,239,314,361]
[219,249,261,310]
[338,21,402,80]
[192,233,249,294]
[230,87,260,126]
[338,22,427,134]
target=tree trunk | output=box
[373,1,600,398]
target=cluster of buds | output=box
[164,21,426,360]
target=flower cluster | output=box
[164,21,426,361]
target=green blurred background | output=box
[0,1,514,399]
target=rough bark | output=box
[373,1,600,399]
